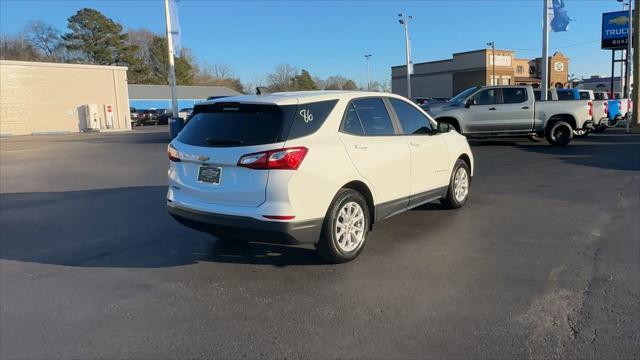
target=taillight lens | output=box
[168,144,181,162]
[604,101,608,116]
[588,101,593,117]
[238,147,308,170]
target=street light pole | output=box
[163,0,178,119]
[398,13,413,99]
[487,41,496,85]
[365,54,372,91]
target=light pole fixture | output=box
[398,13,413,98]
[364,54,372,91]
[487,41,496,85]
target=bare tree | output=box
[0,33,42,61]
[381,78,391,92]
[266,64,298,91]
[24,20,61,59]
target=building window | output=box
[516,65,524,74]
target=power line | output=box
[506,39,600,52]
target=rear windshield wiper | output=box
[204,138,244,146]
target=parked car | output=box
[589,91,633,132]
[577,90,608,136]
[178,107,193,119]
[138,109,160,125]
[167,91,474,263]
[130,107,140,126]
[426,85,593,146]
[414,97,449,106]
[157,109,172,125]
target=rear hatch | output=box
[171,101,296,207]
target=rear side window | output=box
[178,103,292,147]
[352,98,395,135]
[342,103,365,135]
[389,98,432,134]
[286,100,338,140]
[578,92,590,100]
[594,92,606,100]
[556,91,576,101]
[502,88,528,104]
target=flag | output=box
[550,0,570,32]
[168,0,182,56]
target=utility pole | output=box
[541,0,551,100]
[487,41,496,85]
[365,54,372,91]
[164,0,178,120]
[398,13,413,99]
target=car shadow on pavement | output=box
[516,134,640,172]
[0,186,324,268]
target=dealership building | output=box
[391,49,570,98]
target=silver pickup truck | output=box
[424,85,593,146]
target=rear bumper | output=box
[167,201,323,244]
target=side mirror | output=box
[464,98,476,108]
[437,122,451,133]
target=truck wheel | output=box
[573,129,589,138]
[441,159,470,209]
[315,189,369,263]
[546,121,573,146]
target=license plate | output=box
[197,165,221,185]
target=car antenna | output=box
[256,87,270,95]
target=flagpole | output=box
[164,0,178,119]
[541,0,550,100]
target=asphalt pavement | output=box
[1,126,638,359]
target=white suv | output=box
[167,91,474,263]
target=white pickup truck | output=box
[425,85,593,146]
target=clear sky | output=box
[0,0,629,86]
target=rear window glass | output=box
[556,91,576,100]
[594,92,606,100]
[286,100,338,140]
[352,98,395,135]
[178,103,292,147]
[578,92,590,100]
[534,91,553,101]
[502,88,527,104]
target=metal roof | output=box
[127,84,241,100]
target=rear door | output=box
[497,87,535,132]
[171,102,295,207]
[387,97,450,204]
[338,98,411,215]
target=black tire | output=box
[546,120,573,146]
[528,134,545,142]
[573,129,590,138]
[315,189,370,263]
[441,159,471,209]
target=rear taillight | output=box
[238,147,308,170]
[604,101,608,116]
[168,144,181,162]
[588,101,593,117]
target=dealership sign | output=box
[602,11,629,50]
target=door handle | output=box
[522,106,530,109]
[409,142,420,147]
[354,144,368,150]
[488,107,497,111]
